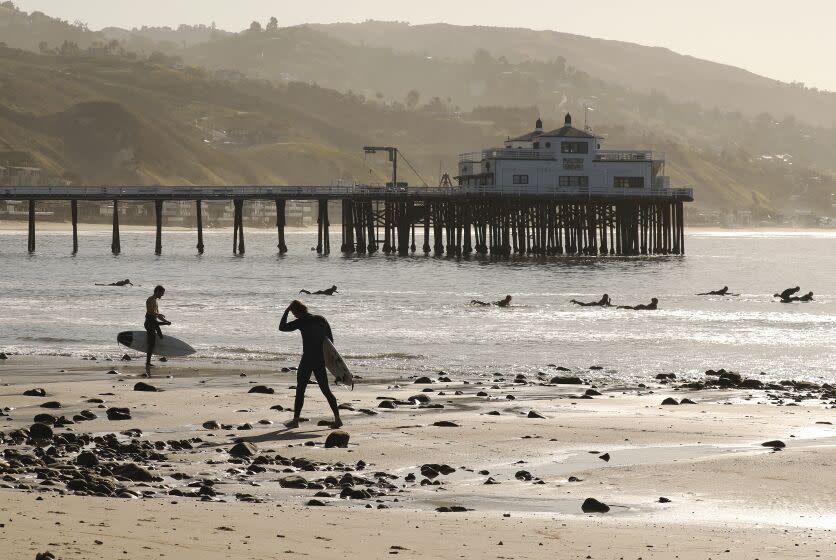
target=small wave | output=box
[343,352,424,360]
[17,336,84,344]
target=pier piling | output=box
[111,200,121,255]
[275,199,287,253]
[154,200,163,255]
[27,199,35,253]
[70,200,78,254]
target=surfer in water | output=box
[618,297,659,310]
[697,286,738,296]
[95,279,132,287]
[279,300,342,429]
[570,294,613,307]
[470,295,512,307]
[299,285,338,296]
[144,285,170,376]
[774,286,800,301]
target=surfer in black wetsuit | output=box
[618,297,659,310]
[279,300,341,429]
[782,291,814,303]
[299,285,338,296]
[471,295,512,307]
[144,285,170,377]
[774,286,800,301]
[697,286,738,296]
[570,294,613,307]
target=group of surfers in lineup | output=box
[130,280,817,430]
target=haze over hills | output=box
[0,3,834,218]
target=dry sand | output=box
[1,355,834,559]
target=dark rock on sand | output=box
[279,475,308,489]
[79,410,97,420]
[307,499,327,506]
[661,398,679,405]
[202,420,221,430]
[114,463,156,482]
[33,413,57,424]
[378,400,396,409]
[551,376,583,385]
[581,497,610,513]
[133,382,158,392]
[761,440,786,449]
[248,385,275,395]
[35,552,56,560]
[408,394,431,404]
[29,423,54,440]
[568,476,582,482]
[229,442,258,457]
[680,398,697,404]
[599,453,611,462]
[432,421,459,427]
[23,388,46,397]
[121,354,132,361]
[0,352,7,360]
[527,410,546,419]
[40,401,62,409]
[76,451,99,467]
[658,497,672,503]
[324,430,350,448]
[106,407,131,421]
[515,470,533,481]
[585,389,602,396]
[413,377,434,384]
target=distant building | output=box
[456,114,674,195]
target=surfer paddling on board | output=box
[570,294,613,307]
[279,300,342,429]
[470,295,512,307]
[144,285,171,377]
[618,298,659,310]
[696,286,738,296]
[299,285,338,296]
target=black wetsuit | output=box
[279,311,338,417]
[144,314,164,366]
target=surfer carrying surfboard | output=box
[279,300,342,429]
[144,285,171,376]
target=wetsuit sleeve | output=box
[279,309,299,332]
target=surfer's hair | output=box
[289,300,309,317]
[154,285,165,294]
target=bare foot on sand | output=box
[331,419,343,429]
[285,419,300,429]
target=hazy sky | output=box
[14,0,836,91]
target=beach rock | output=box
[585,389,602,396]
[581,497,610,513]
[121,354,132,361]
[40,401,62,409]
[76,451,99,467]
[486,411,501,416]
[655,373,676,380]
[408,394,430,404]
[35,553,55,560]
[106,369,120,375]
[551,376,583,385]
[248,385,274,395]
[307,499,327,506]
[23,388,46,397]
[378,400,396,409]
[202,420,221,430]
[599,453,611,462]
[106,407,131,421]
[29,423,53,440]
[661,398,679,405]
[740,379,764,389]
[484,477,500,485]
[229,442,258,457]
[527,410,546,419]
[133,382,158,392]
[0,352,7,360]
[432,421,459,427]
[589,365,603,370]
[761,440,786,449]
[515,470,533,481]
[33,413,57,424]
[160,357,167,362]
[568,476,582,482]
[324,430,350,448]
[658,497,672,503]
[680,398,697,404]
[413,377,434,384]
[79,410,97,420]
[279,475,308,489]
[114,463,155,482]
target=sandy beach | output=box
[1,354,833,559]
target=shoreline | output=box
[0,354,834,558]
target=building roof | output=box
[508,130,543,142]
[541,113,595,138]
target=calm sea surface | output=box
[1,228,834,384]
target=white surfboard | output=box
[323,338,354,390]
[117,331,196,357]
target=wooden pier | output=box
[2,185,693,257]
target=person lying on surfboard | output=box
[570,294,613,307]
[279,300,342,429]
[144,285,171,377]
[617,297,659,310]
[299,285,338,296]
[470,295,512,307]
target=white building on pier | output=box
[456,114,673,195]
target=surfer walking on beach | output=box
[279,300,342,429]
[144,285,170,377]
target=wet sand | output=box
[1,355,834,559]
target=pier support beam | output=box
[275,199,287,254]
[154,200,163,255]
[111,199,121,255]
[195,200,205,254]
[233,199,245,255]
[316,199,330,255]
[70,199,78,254]
[27,199,35,253]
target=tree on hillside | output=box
[405,89,420,110]
[59,41,80,56]
[38,41,49,54]
[266,17,278,32]
[249,21,262,33]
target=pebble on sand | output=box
[761,440,786,449]
[23,388,46,397]
[248,385,275,395]
[133,382,159,392]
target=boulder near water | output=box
[324,430,350,448]
[581,497,610,513]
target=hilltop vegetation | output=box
[0,3,833,216]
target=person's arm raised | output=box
[279,307,296,332]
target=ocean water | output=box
[1,228,834,384]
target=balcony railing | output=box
[459,149,557,163]
[595,150,655,162]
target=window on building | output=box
[561,141,589,154]
[545,142,552,148]
[533,142,540,149]
[613,176,645,189]
[563,158,584,170]
[512,174,529,185]
[559,176,589,187]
